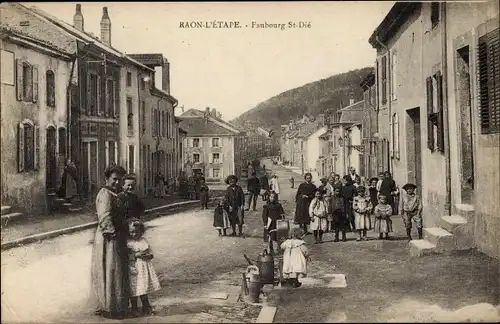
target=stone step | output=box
[441,215,467,233]
[455,204,475,218]
[424,227,455,250]
[1,206,12,215]
[409,239,437,258]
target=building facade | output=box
[370,1,499,258]
[360,72,380,178]
[180,108,242,183]
[1,3,76,214]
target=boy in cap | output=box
[399,183,423,240]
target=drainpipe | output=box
[441,3,452,216]
[375,36,392,174]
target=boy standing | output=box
[119,175,146,220]
[399,183,423,240]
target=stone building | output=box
[179,108,242,183]
[337,100,364,177]
[370,1,499,258]
[360,72,380,178]
[0,3,76,214]
[127,53,178,196]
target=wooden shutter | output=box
[34,125,40,170]
[436,71,445,153]
[487,29,500,133]
[32,65,38,103]
[426,76,435,151]
[113,80,119,118]
[97,75,101,116]
[381,56,387,105]
[18,123,25,172]
[16,59,23,101]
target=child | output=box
[353,186,373,241]
[399,183,423,240]
[119,175,146,220]
[373,195,393,240]
[330,186,348,242]
[290,176,295,189]
[199,177,209,210]
[127,220,161,317]
[309,189,329,244]
[262,191,285,254]
[280,227,310,288]
[213,197,231,236]
[368,177,379,215]
[342,175,357,232]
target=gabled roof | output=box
[181,109,242,134]
[127,53,167,66]
[25,4,153,72]
[179,117,240,137]
[318,131,331,140]
[339,100,364,125]
[0,3,76,55]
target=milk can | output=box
[257,249,275,285]
[245,265,261,303]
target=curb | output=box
[1,199,212,251]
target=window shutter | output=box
[209,137,213,148]
[32,65,39,103]
[389,116,394,158]
[436,71,445,153]
[395,114,400,159]
[18,123,25,172]
[16,59,23,101]
[34,125,40,170]
[426,76,435,151]
[97,75,101,116]
[113,80,119,118]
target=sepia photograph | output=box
[0,1,499,323]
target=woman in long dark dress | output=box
[225,175,245,237]
[57,159,78,201]
[378,171,399,215]
[342,175,357,231]
[294,172,316,235]
[90,165,129,319]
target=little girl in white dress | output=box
[280,227,310,288]
[127,220,161,317]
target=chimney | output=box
[349,93,355,106]
[100,7,111,46]
[205,107,210,115]
[211,108,217,117]
[73,4,84,31]
[162,58,170,94]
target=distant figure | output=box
[225,175,245,237]
[154,172,165,198]
[290,176,295,189]
[199,177,209,210]
[262,191,285,254]
[294,172,316,235]
[213,197,231,236]
[246,171,261,211]
[269,173,280,200]
[260,173,270,202]
[57,159,78,202]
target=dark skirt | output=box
[200,192,209,205]
[294,198,312,225]
[331,209,350,230]
[228,208,244,226]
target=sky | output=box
[27,1,394,120]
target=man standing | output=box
[246,172,261,211]
[347,167,361,187]
[260,172,270,202]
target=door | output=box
[457,46,474,204]
[407,108,422,190]
[46,126,57,191]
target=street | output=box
[2,160,500,323]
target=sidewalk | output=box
[0,195,193,245]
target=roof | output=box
[179,117,240,137]
[181,109,243,133]
[296,123,320,139]
[360,72,375,89]
[26,4,153,72]
[0,3,77,55]
[368,2,422,48]
[339,100,364,125]
[127,53,167,66]
[150,87,178,104]
[318,131,330,140]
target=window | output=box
[381,56,387,104]
[391,52,397,100]
[107,78,116,117]
[140,78,145,90]
[58,127,66,156]
[107,141,116,165]
[128,145,135,174]
[212,138,220,147]
[193,153,200,163]
[212,168,221,178]
[127,98,133,135]
[126,72,132,87]
[431,2,440,28]
[141,101,146,133]
[426,72,445,153]
[212,153,220,163]
[88,73,99,115]
[46,70,55,107]
[375,60,379,108]
[151,108,157,137]
[193,138,200,147]
[18,121,39,172]
[161,111,165,137]
[391,113,400,159]
[16,60,38,102]
[478,28,500,134]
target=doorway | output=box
[46,126,57,191]
[456,46,474,204]
[407,108,422,190]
